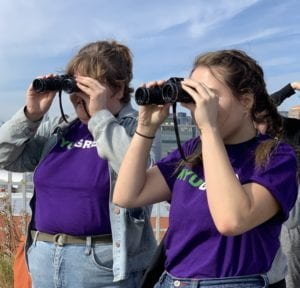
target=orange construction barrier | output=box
[13,235,32,288]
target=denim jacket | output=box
[0,103,160,281]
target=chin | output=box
[76,113,89,124]
[79,118,89,125]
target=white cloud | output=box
[0,0,261,56]
[0,0,300,120]
[217,27,287,47]
[187,0,260,38]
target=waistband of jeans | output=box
[31,230,112,246]
[161,271,269,286]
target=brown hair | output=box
[66,40,133,103]
[180,49,283,169]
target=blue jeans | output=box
[154,271,269,288]
[27,240,143,288]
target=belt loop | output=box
[261,274,269,287]
[53,233,65,246]
[33,231,39,246]
[159,271,167,284]
[85,236,92,255]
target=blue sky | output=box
[0,0,299,121]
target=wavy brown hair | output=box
[180,49,283,169]
[66,40,133,103]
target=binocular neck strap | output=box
[58,90,69,123]
[172,103,187,161]
[58,91,91,123]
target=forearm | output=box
[88,109,137,172]
[284,190,300,229]
[113,132,154,207]
[0,108,42,171]
[270,84,295,106]
[201,129,252,234]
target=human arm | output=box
[181,79,285,236]
[113,81,171,207]
[0,106,65,172]
[25,75,57,121]
[270,82,299,107]
[0,78,57,172]
[200,128,281,235]
[113,134,171,208]
[74,75,160,171]
[291,81,300,91]
[284,189,300,229]
[88,107,161,173]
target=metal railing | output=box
[1,170,169,241]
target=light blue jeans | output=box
[27,240,143,288]
[154,271,269,288]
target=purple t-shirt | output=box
[33,120,111,236]
[156,134,298,278]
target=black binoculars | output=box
[135,77,193,105]
[32,75,80,94]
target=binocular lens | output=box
[135,86,166,105]
[32,79,47,93]
[135,88,150,105]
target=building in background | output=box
[279,111,289,117]
[0,172,33,217]
[160,112,198,156]
[288,105,300,119]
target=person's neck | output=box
[224,123,257,145]
[110,102,126,117]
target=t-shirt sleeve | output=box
[156,137,199,191]
[249,143,298,221]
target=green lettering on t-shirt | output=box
[189,175,203,187]
[177,168,194,180]
[60,137,73,150]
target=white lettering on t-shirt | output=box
[199,182,206,191]
[74,139,83,148]
[82,140,93,149]
[72,139,97,149]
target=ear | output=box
[113,84,125,100]
[240,93,254,112]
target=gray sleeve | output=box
[88,109,137,173]
[284,189,300,229]
[0,107,53,172]
[88,109,161,173]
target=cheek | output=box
[217,100,232,123]
[70,94,81,106]
[217,99,244,132]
